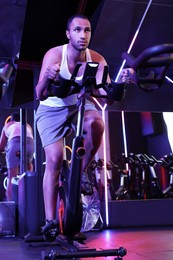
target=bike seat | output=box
[122,43,173,92]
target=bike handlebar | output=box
[47,62,127,101]
[122,43,173,92]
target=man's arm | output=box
[0,127,7,152]
[92,53,134,105]
[35,47,61,100]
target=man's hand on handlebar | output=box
[118,68,135,84]
[98,68,135,104]
[43,63,135,103]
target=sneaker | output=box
[41,219,59,242]
[81,172,94,196]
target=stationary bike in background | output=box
[41,62,128,259]
[150,153,173,198]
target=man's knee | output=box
[94,117,104,135]
[84,111,104,134]
[89,116,104,135]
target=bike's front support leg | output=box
[41,246,127,259]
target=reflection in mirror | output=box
[106,111,173,201]
[0,59,15,108]
[0,108,35,201]
[0,1,27,108]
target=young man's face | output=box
[66,18,91,51]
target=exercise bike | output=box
[41,62,127,259]
[41,42,173,258]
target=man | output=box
[0,112,34,200]
[35,14,131,235]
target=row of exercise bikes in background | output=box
[73,151,173,232]
[87,152,173,202]
[1,152,173,203]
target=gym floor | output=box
[0,226,173,259]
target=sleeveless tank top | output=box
[40,44,92,107]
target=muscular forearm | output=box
[36,63,60,100]
[36,77,50,100]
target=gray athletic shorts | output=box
[5,136,34,168]
[35,101,97,147]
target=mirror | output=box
[104,111,173,201]
[0,1,27,108]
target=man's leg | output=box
[6,167,18,201]
[27,162,33,172]
[43,138,64,220]
[83,110,104,171]
[80,110,104,195]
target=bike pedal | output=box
[41,219,60,242]
[81,172,94,196]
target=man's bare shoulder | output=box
[44,45,64,61]
[47,45,63,54]
[89,49,107,64]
